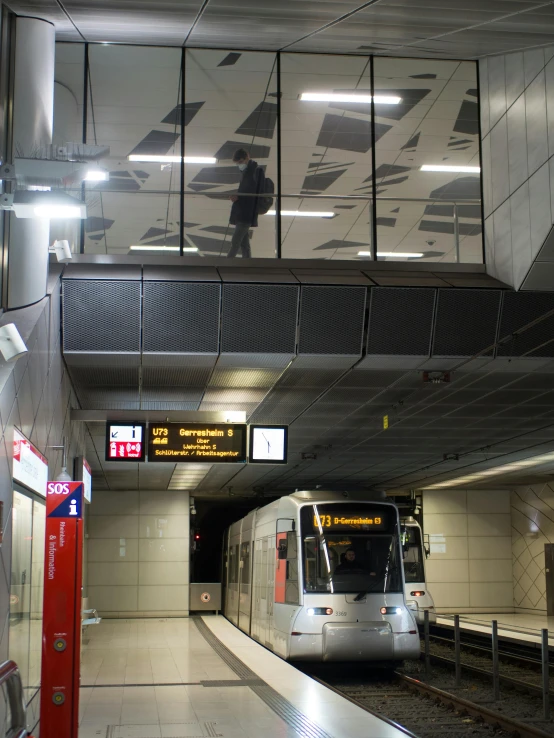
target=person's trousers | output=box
[228,222,251,258]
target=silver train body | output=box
[222,490,420,663]
[401,517,436,625]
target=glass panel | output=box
[9,492,33,696]
[183,192,276,258]
[85,45,181,254]
[373,57,482,263]
[51,42,86,255]
[301,504,402,594]
[280,53,373,259]
[29,500,46,693]
[185,49,278,258]
[84,192,180,255]
[280,196,372,259]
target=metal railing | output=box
[0,660,27,738]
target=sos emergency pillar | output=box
[40,481,84,738]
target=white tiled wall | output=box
[512,482,554,614]
[423,489,513,613]
[480,48,554,287]
[87,489,190,617]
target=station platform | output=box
[79,615,408,738]
[437,613,554,650]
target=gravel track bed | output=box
[426,638,554,691]
[399,657,554,734]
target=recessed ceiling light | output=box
[128,155,217,164]
[267,210,335,218]
[300,92,401,105]
[420,165,480,173]
[358,251,424,258]
[129,245,198,252]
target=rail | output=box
[0,660,27,738]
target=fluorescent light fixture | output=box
[128,155,217,164]
[34,205,81,218]
[358,251,424,258]
[129,245,198,252]
[2,191,87,219]
[301,92,401,105]
[84,169,109,182]
[420,165,480,173]
[422,450,554,490]
[28,185,51,192]
[267,210,335,218]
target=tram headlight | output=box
[380,606,403,615]
[410,591,425,597]
[306,607,333,616]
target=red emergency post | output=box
[40,481,84,738]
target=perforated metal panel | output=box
[142,366,213,387]
[221,284,299,353]
[432,289,501,357]
[298,285,366,355]
[143,281,221,353]
[63,280,141,352]
[367,287,436,356]
[69,367,139,386]
[498,292,554,357]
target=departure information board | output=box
[148,423,247,463]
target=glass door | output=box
[9,491,33,692]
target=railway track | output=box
[425,631,553,697]
[304,658,554,738]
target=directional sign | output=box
[105,423,145,462]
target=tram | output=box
[400,516,436,625]
[222,490,420,663]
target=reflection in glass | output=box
[373,57,481,262]
[9,492,33,696]
[279,197,372,259]
[29,501,46,691]
[184,49,278,258]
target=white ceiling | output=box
[9,0,554,57]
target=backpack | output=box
[257,172,275,215]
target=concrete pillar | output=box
[7,17,55,309]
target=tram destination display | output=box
[307,506,391,532]
[148,423,247,463]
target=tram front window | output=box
[301,504,402,595]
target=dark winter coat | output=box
[230,159,263,227]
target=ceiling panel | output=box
[8,0,554,58]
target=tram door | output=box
[545,544,554,616]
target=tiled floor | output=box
[79,616,406,738]
[438,612,554,647]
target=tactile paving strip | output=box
[193,617,334,738]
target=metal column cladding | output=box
[298,285,366,355]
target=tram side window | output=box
[285,531,300,605]
[241,542,250,586]
[230,545,239,584]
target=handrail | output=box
[0,660,27,738]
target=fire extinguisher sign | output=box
[41,481,84,738]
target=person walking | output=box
[228,148,263,258]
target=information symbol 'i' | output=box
[69,499,77,516]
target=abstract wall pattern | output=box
[511,483,554,614]
[54,45,482,262]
